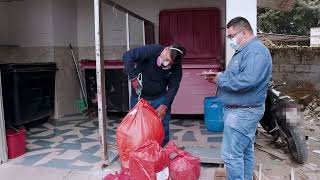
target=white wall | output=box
[77,0,146,59]
[226,0,257,65]
[77,0,94,47]
[77,0,225,47]
[0,0,80,118]
[117,0,226,43]
[0,3,9,45]
[8,0,54,47]
[1,0,77,47]
[53,0,78,46]
[77,0,141,47]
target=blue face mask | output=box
[229,37,240,50]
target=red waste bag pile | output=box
[112,98,201,180]
[129,141,169,180]
[116,99,164,168]
[103,169,130,180]
[165,141,201,180]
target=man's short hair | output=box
[170,43,186,64]
[227,17,253,34]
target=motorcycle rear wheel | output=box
[283,126,308,164]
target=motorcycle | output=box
[259,81,308,164]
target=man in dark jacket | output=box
[123,43,186,145]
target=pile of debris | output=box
[304,98,320,120]
[303,97,320,133]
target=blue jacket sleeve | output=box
[164,66,183,107]
[122,45,160,80]
[217,52,269,92]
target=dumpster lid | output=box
[0,63,57,72]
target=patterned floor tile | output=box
[75,154,100,164]
[74,138,98,143]
[53,129,74,137]
[55,143,82,150]
[201,129,223,135]
[56,150,82,160]
[170,129,183,133]
[107,129,116,136]
[79,129,96,137]
[182,131,197,141]
[81,142,99,151]
[39,159,77,169]
[170,120,185,127]
[32,140,55,147]
[29,130,48,135]
[50,142,62,148]
[207,136,223,143]
[56,124,82,130]
[62,135,79,140]
[169,134,178,140]
[107,136,116,143]
[32,130,54,137]
[76,121,96,128]
[73,160,93,167]
[80,145,100,154]
[93,121,99,127]
[24,148,61,156]
[45,136,64,143]
[42,122,56,130]
[29,127,47,133]
[85,132,99,140]
[17,152,51,166]
[26,143,42,150]
[33,151,64,166]
[12,114,222,171]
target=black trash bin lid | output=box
[0,63,57,73]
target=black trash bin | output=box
[0,63,57,126]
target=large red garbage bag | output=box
[129,141,169,180]
[116,99,165,168]
[103,169,130,180]
[165,141,201,180]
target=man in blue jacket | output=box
[123,43,186,145]
[205,17,272,180]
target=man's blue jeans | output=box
[130,95,171,146]
[221,106,265,180]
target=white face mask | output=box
[229,37,240,50]
[161,59,170,67]
[157,56,171,70]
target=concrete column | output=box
[225,0,257,65]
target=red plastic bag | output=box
[103,169,130,180]
[129,141,169,180]
[116,99,165,168]
[165,141,201,180]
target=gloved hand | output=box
[131,78,142,94]
[156,104,167,120]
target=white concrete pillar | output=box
[225,0,257,66]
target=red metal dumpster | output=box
[160,8,223,114]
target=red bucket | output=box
[6,128,26,159]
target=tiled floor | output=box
[10,114,223,172]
